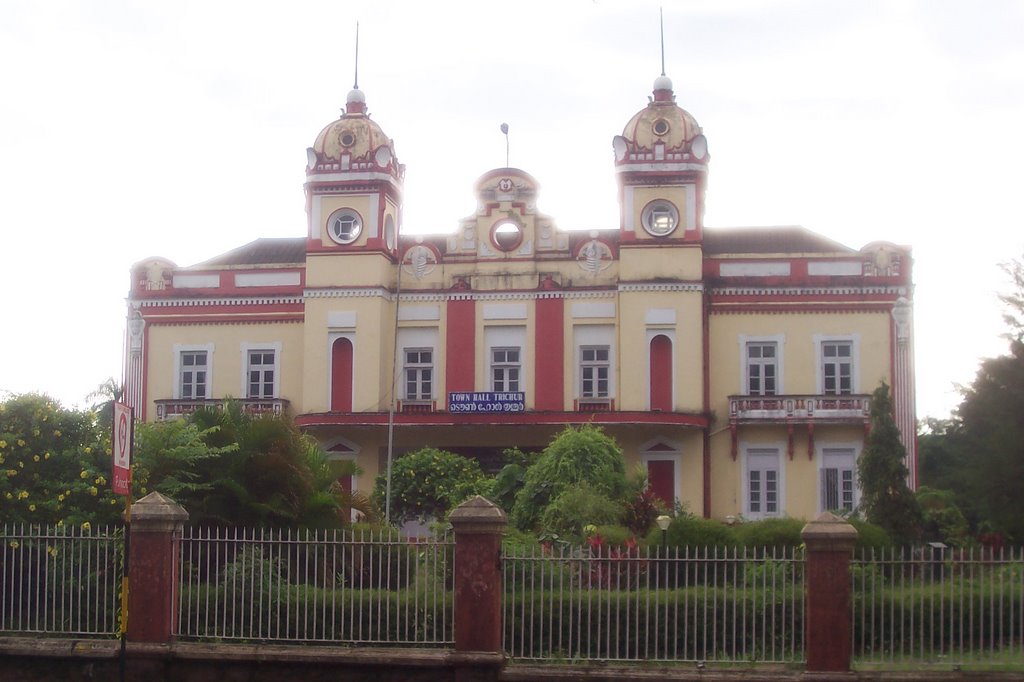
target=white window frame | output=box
[404,348,434,400]
[818,444,860,513]
[738,334,785,396]
[485,326,526,395]
[172,343,214,400]
[580,346,611,398]
[640,438,682,507]
[574,325,615,400]
[490,347,521,392]
[814,334,860,395]
[240,342,282,399]
[397,327,439,402]
[743,445,784,520]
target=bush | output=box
[511,425,627,531]
[734,517,805,549]
[540,484,623,540]
[646,515,738,550]
[848,518,894,554]
[373,448,488,524]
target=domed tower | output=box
[613,75,708,244]
[304,87,404,264]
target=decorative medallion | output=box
[577,240,614,276]
[402,245,437,279]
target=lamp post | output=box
[655,514,672,588]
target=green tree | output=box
[0,393,121,527]
[372,447,488,524]
[510,425,628,531]
[857,382,922,545]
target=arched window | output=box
[331,337,353,412]
[649,334,672,411]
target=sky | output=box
[0,0,1021,420]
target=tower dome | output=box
[307,87,400,179]
[613,75,708,166]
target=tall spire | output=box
[659,7,666,77]
[353,22,360,89]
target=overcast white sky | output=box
[1,0,1021,420]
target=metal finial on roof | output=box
[659,7,666,77]
[500,123,510,168]
[353,22,360,89]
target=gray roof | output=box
[194,238,307,267]
[703,226,855,256]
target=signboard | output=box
[112,402,133,496]
[448,392,525,413]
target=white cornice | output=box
[618,283,704,293]
[135,296,302,308]
[712,286,909,296]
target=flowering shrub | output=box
[372,448,489,524]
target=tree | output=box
[510,425,628,532]
[372,447,488,524]
[0,393,121,527]
[857,382,922,545]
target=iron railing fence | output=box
[502,543,805,663]
[0,524,123,637]
[177,527,453,645]
[853,545,1024,669]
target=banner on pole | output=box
[112,402,133,496]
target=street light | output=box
[656,515,671,555]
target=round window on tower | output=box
[340,130,356,148]
[652,118,670,136]
[327,209,363,245]
[492,221,523,252]
[641,200,679,237]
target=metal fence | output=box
[502,543,805,663]
[0,524,123,637]
[853,545,1024,668]
[177,527,453,645]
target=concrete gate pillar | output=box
[801,511,858,674]
[126,491,188,643]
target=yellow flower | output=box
[44,452,50,460]
[32,429,40,437]
[8,541,19,549]
[5,469,14,477]
[56,520,64,527]
[80,470,88,479]
[18,490,28,499]
[33,455,40,462]
[17,439,25,446]
[47,545,58,557]
[84,447,92,454]
[0,440,6,448]
[94,476,106,485]
[53,430,61,438]
[4,492,11,500]
[58,494,65,502]
[65,489,71,496]
[110,499,118,505]
[18,461,24,468]
[28,504,36,512]
[81,522,91,531]
[88,486,98,496]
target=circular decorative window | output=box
[327,209,362,244]
[384,215,396,250]
[641,200,679,237]
[492,221,523,251]
[340,130,356,147]
[652,118,670,136]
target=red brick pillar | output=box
[801,511,858,673]
[126,491,188,643]
[450,495,507,653]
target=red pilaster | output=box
[801,512,858,673]
[535,296,564,410]
[127,492,188,643]
[449,496,507,653]
[446,298,476,398]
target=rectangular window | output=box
[746,342,777,396]
[821,448,857,512]
[747,448,780,518]
[180,351,208,400]
[491,347,521,392]
[822,341,853,395]
[246,350,276,399]
[404,348,433,400]
[580,346,610,398]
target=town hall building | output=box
[123,72,917,522]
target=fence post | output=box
[449,495,507,669]
[801,511,858,674]
[126,491,188,643]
